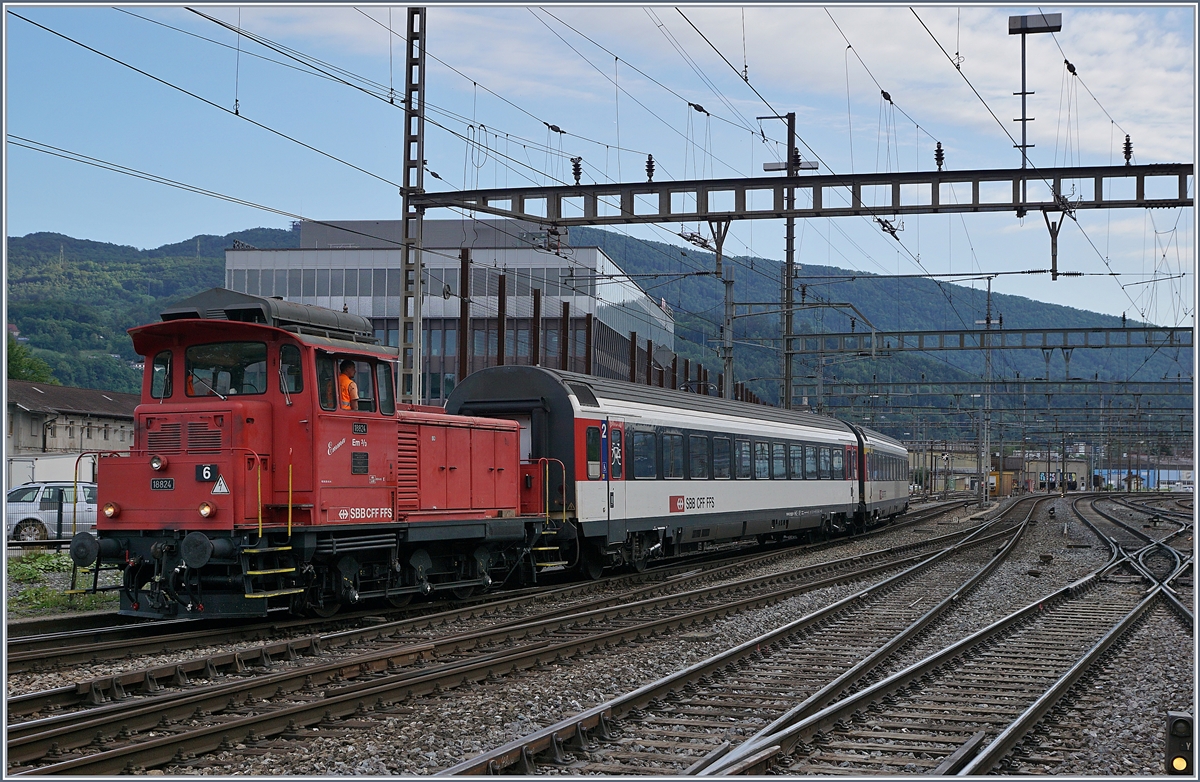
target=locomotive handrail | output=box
[230,447,266,539]
[68,450,128,596]
[532,457,568,525]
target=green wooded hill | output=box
[6,226,299,393]
[569,226,1193,412]
[7,225,1191,428]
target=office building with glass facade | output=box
[225,220,675,405]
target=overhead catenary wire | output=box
[11,131,724,357]
[908,7,1150,317]
[10,10,403,191]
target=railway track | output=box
[7,501,970,671]
[4,503,985,774]
[423,497,1045,775]
[430,493,1189,776]
[711,578,1167,775]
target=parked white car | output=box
[6,482,99,541]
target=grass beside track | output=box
[5,551,119,617]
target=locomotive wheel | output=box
[306,597,341,618]
[386,593,413,609]
[450,586,478,600]
[631,554,649,573]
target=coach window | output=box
[772,443,787,479]
[819,447,832,480]
[150,351,172,398]
[610,429,623,479]
[712,437,731,479]
[586,426,602,479]
[735,439,752,479]
[689,435,710,479]
[633,431,657,479]
[663,433,684,479]
[279,345,304,394]
[832,447,844,479]
[753,442,770,480]
[805,445,818,480]
[789,445,804,479]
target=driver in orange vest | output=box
[338,360,359,410]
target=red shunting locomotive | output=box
[70,289,560,618]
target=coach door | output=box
[604,419,627,538]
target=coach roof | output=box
[450,366,854,435]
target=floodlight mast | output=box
[1009,13,1062,218]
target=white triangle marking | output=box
[211,475,230,495]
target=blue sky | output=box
[4,4,1195,326]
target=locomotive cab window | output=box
[150,351,172,398]
[279,344,304,394]
[186,342,267,397]
[317,355,337,411]
[374,362,396,415]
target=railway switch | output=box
[1167,710,1192,774]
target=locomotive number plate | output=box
[195,464,219,482]
[150,478,175,491]
[352,423,368,434]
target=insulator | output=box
[645,154,655,182]
[792,148,802,170]
[1123,135,1133,166]
[1065,59,1076,75]
[571,157,582,185]
[934,141,945,171]
[881,89,892,103]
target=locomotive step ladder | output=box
[241,541,304,600]
[66,560,124,595]
[530,524,569,569]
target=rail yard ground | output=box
[4,495,1194,776]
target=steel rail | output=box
[7,499,968,668]
[700,566,1125,774]
[959,588,1177,774]
[8,518,992,773]
[434,502,1035,775]
[698,496,1045,774]
[9,502,973,713]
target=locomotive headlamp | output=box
[102,502,121,518]
[149,454,168,471]
[198,502,216,518]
